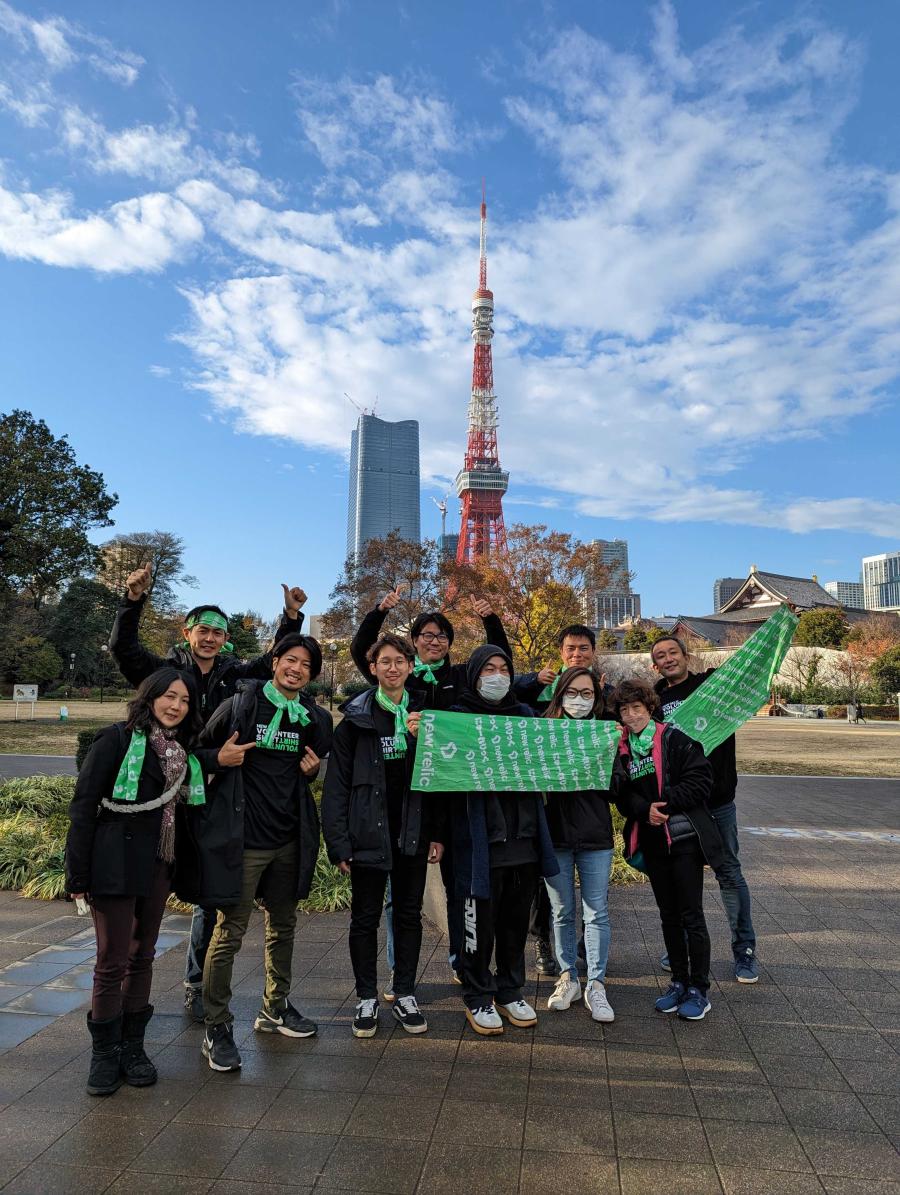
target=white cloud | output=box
[0,0,143,84]
[0,182,203,272]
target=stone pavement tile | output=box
[531,1010,605,1043]
[739,1022,828,1056]
[774,1088,880,1132]
[107,1171,213,1193]
[4,986,90,1015]
[764,965,838,989]
[433,1098,526,1148]
[227,1048,303,1088]
[319,1135,428,1193]
[613,1110,712,1163]
[524,1103,616,1155]
[364,1056,452,1099]
[834,1054,900,1095]
[11,1056,102,1115]
[89,1077,204,1125]
[754,1052,850,1092]
[828,968,898,994]
[527,1071,611,1109]
[208,1183,312,1195]
[173,1082,277,1128]
[286,1054,377,1093]
[255,1088,359,1135]
[812,1027,898,1060]
[619,1158,723,1194]
[718,1167,825,1194]
[275,1020,390,1060]
[691,1081,787,1123]
[820,1181,900,1195]
[606,1041,688,1082]
[130,1121,251,1179]
[445,1060,529,1105]
[0,1160,120,1193]
[0,984,32,1007]
[27,944,96,966]
[859,1095,900,1147]
[703,1120,813,1173]
[530,1039,605,1075]
[519,1149,619,1195]
[44,1112,159,1171]
[0,959,73,986]
[679,1049,769,1087]
[344,1092,441,1141]
[0,1010,56,1049]
[603,1012,677,1047]
[220,1128,336,1186]
[609,1078,696,1115]
[456,1033,531,1069]
[416,1141,519,1195]
[43,965,95,991]
[150,1043,218,1082]
[381,1031,459,1064]
[797,1129,900,1182]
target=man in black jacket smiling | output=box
[196,633,332,1073]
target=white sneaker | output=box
[465,1004,504,1036]
[547,970,581,1011]
[497,999,538,1028]
[584,980,615,1023]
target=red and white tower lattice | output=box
[455,187,509,563]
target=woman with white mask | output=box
[542,668,617,1022]
[444,646,560,1036]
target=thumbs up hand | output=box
[282,584,307,616]
[125,561,152,601]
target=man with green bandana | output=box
[197,633,333,1072]
[109,562,309,1021]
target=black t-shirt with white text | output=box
[372,704,409,849]
[242,693,306,850]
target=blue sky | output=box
[2,0,899,626]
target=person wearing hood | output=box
[541,668,616,1023]
[110,562,310,1022]
[444,645,560,1036]
[322,633,446,1039]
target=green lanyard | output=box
[628,721,656,758]
[259,680,310,749]
[413,655,444,685]
[375,686,410,755]
[111,729,206,805]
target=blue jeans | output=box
[544,848,613,983]
[184,905,217,988]
[710,802,756,956]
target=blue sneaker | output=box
[677,987,711,1020]
[654,981,685,1013]
[733,949,760,984]
[660,953,671,972]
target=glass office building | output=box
[346,415,421,559]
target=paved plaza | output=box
[0,775,897,1194]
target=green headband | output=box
[183,610,234,653]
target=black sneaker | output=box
[183,986,204,1023]
[534,940,559,976]
[254,1000,318,1038]
[201,1022,241,1072]
[392,995,428,1034]
[352,998,379,1038]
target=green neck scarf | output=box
[183,610,234,654]
[111,729,206,805]
[260,680,310,749]
[628,721,657,758]
[413,655,445,685]
[538,668,562,703]
[375,686,410,755]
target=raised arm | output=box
[229,585,306,680]
[350,605,389,678]
[108,563,167,687]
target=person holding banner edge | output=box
[110,563,310,1022]
[613,678,724,1020]
[541,667,616,1022]
[651,636,761,984]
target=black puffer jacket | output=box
[349,605,512,709]
[544,776,614,852]
[65,722,221,900]
[196,680,332,904]
[322,687,444,869]
[110,593,303,721]
[655,670,738,809]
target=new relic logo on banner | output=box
[412,710,620,792]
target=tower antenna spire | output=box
[455,184,508,563]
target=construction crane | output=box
[432,491,451,542]
[343,392,379,417]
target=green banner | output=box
[665,603,798,755]
[411,710,621,792]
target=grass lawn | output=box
[0,701,127,755]
[736,718,900,778]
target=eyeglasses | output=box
[564,688,595,701]
[417,632,449,643]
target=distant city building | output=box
[584,539,640,628]
[862,551,900,612]
[713,577,743,612]
[346,414,420,561]
[823,579,864,608]
[439,532,459,561]
[308,615,325,641]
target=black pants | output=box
[91,858,171,1021]
[349,854,428,999]
[528,878,552,941]
[460,862,538,1010]
[644,836,711,993]
[440,842,463,972]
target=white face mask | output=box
[561,694,594,719]
[479,673,511,702]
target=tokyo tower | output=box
[455,185,509,564]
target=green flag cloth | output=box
[111,730,206,805]
[259,680,310,749]
[537,669,562,703]
[664,604,798,755]
[411,710,621,793]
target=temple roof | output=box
[719,569,841,614]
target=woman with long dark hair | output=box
[542,667,616,1022]
[66,667,239,1096]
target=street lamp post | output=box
[328,642,338,711]
[99,644,109,703]
[67,652,76,699]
